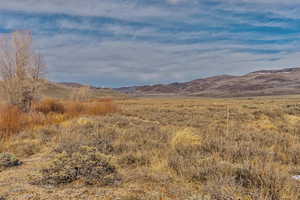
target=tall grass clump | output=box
[84,101,118,116]
[171,128,202,155]
[0,105,26,140]
[33,98,65,115]
[64,101,85,117]
[33,98,118,117]
[64,99,118,117]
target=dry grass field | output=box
[1,96,300,199]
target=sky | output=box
[1,0,300,87]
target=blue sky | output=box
[1,0,300,87]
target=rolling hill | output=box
[0,81,124,101]
[116,67,300,97]
[41,81,125,99]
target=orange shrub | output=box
[84,101,118,116]
[0,105,26,140]
[33,99,65,115]
[64,101,85,117]
[64,99,118,116]
[0,99,119,141]
[90,98,113,103]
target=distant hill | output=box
[58,82,88,88]
[41,81,125,99]
[116,67,300,97]
[0,81,125,101]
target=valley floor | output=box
[1,96,300,199]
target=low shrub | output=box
[118,153,150,168]
[232,164,291,200]
[37,127,59,144]
[0,153,22,170]
[55,123,115,155]
[36,146,120,186]
[168,154,234,183]
[6,139,42,157]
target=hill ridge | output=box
[116,67,300,97]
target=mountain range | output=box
[116,67,300,97]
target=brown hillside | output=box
[116,67,300,97]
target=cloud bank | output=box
[0,0,300,87]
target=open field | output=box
[1,96,300,199]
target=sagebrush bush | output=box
[1,125,60,157]
[203,163,299,200]
[0,153,22,170]
[6,139,42,157]
[167,154,233,182]
[117,152,150,168]
[36,146,120,186]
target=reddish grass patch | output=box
[64,101,85,117]
[90,98,113,103]
[33,98,65,115]
[84,101,118,116]
[64,99,118,116]
[0,105,26,140]
[0,98,119,140]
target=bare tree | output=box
[0,30,46,112]
[71,86,92,102]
